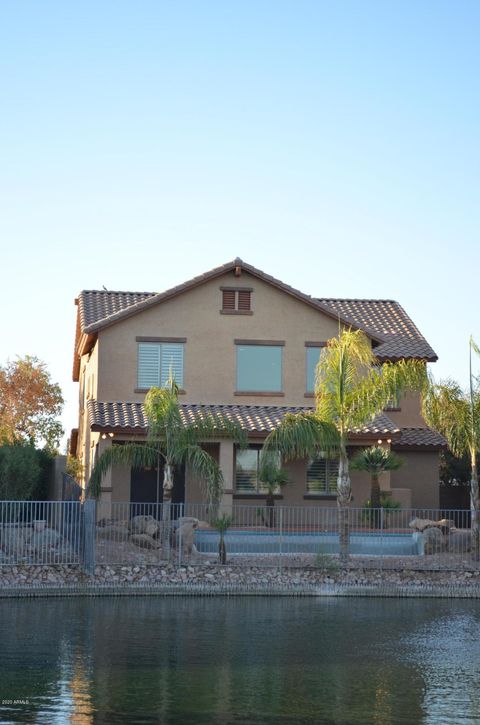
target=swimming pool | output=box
[195,530,423,556]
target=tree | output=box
[258,452,290,527]
[350,446,403,526]
[213,513,232,564]
[88,379,247,507]
[422,338,480,558]
[264,329,427,563]
[0,356,64,452]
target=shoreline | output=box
[1,564,480,598]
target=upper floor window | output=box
[137,339,185,389]
[235,341,283,393]
[221,287,253,314]
[305,343,326,393]
[306,453,338,495]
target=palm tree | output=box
[258,452,290,527]
[264,329,427,563]
[213,513,232,564]
[422,338,480,558]
[88,379,247,509]
[350,446,403,527]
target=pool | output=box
[195,530,423,556]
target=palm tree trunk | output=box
[337,446,351,565]
[370,473,381,529]
[471,452,480,560]
[162,463,174,558]
[266,491,275,528]
[219,532,227,564]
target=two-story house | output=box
[71,258,445,511]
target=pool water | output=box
[195,530,422,556]
[1,596,479,723]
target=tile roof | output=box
[318,299,437,361]
[75,259,436,365]
[87,400,400,436]
[394,427,446,449]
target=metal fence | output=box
[1,500,478,572]
[94,501,480,571]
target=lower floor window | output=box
[306,454,339,495]
[235,447,281,495]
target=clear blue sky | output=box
[0,1,479,448]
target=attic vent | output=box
[221,288,253,314]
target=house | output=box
[71,258,445,511]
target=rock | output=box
[130,515,160,537]
[422,527,446,554]
[176,521,198,556]
[448,530,471,553]
[130,534,162,550]
[28,527,63,553]
[0,526,30,556]
[96,524,130,541]
[409,517,456,534]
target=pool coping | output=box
[1,582,480,599]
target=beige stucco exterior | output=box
[73,266,441,510]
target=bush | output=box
[0,444,53,500]
[362,492,401,528]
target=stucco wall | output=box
[96,270,343,406]
[390,450,440,509]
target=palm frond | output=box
[350,446,404,474]
[178,443,224,506]
[87,442,161,499]
[263,412,339,461]
[422,379,478,458]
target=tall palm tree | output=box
[350,446,403,526]
[264,329,427,563]
[88,379,247,508]
[422,338,480,558]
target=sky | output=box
[0,1,479,449]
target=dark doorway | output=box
[130,461,185,518]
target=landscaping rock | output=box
[130,515,160,538]
[422,527,446,554]
[130,534,162,550]
[96,523,130,541]
[176,520,197,556]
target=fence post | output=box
[278,507,283,572]
[82,499,96,576]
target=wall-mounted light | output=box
[108,432,114,438]
[387,438,392,444]
[377,439,383,444]
[101,433,107,440]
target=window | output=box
[236,342,283,393]
[137,341,184,389]
[221,288,252,313]
[235,447,281,494]
[306,453,339,495]
[306,345,326,393]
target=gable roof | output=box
[73,257,437,379]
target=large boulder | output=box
[130,533,162,550]
[96,523,130,541]
[176,520,198,556]
[448,529,471,554]
[29,527,63,553]
[130,515,160,538]
[422,527,446,555]
[0,526,30,556]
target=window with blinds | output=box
[137,342,184,389]
[221,289,252,312]
[235,447,280,494]
[306,454,339,494]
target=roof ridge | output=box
[319,297,398,303]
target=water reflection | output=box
[0,596,479,723]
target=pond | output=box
[0,595,479,724]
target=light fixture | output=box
[101,433,107,440]
[108,432,114,438]
[377,439,382,444]
[387,438,392,444]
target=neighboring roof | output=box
[393,427,446,450]
[87,400,400,437]
[318,298,437,362]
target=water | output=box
[0,596,479,724]
[195,530,421,555]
